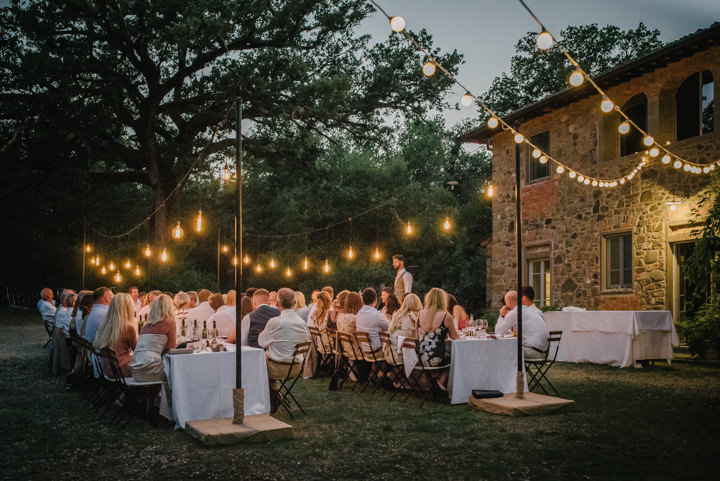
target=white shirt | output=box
[494,304,548,352]
[37,299,56,322]
[258,309,311,363]
[137,303,151,319]
[186,301,215,328]
[356,304,390,351]
[396,268,413,295]
[306,303,317,327]
[207,306,236,333]
[55,306,68,330]
[134,298,142,312]
[84,303,109,343]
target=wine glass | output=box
[219,328,229,342]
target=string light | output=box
[461,93,473,107]
[643,136,654,147]
[347,246,354,259]
[303,257,309,270]
[406,221,413,235]
[90,257,96,266]
[532,148,542,159]
[85,245,92,252]
[390,15,405,32]
[443,217,451,231]
[487,185,494,197]
[600,97,614,113]
[144,245,152,257]
[244,254,250,264]
[255,264,263,273]
[233,256,238,265]
[568,69,584,87]
[618,122,630,134]
[113,272,122,283]
[109,260,115,271]
[285,266,292,277]
[124,259,131,269]
[422,61,436,77]
[222,244,229,253]
[134,265,141,276]
[161,248,168,262]
[514,133,524,144]
[536,30,553,50]
[172,221,184,239]
[269,258,276,269]
[487,117,499,129]
[649,147,659,157]
[539,155,548,164]
[223,163,231,181]
[323,259,331,274]
[374,247,381,261]
[196,210,202,232]
[101,265,107,275]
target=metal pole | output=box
[217,226,221,292]
[82,217,87,290]
[235,100,243,390]
[515,143,524,397]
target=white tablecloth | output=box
[163,347,271,429]
[543,311,680,368]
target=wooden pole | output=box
[233,99,244,424]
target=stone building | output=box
[461,23,720,321]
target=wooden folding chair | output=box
[401,337,448,408]
[355,331,386,394]
[379,331,409,401]
[524,330,563,396]
[336,331,363,390]
[276,341,312,418]
[308,325,335,376]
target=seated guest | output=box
[137,290,160,318]
[268,291,278,308]
[417,288,459,390]
[337,292,362,336]
[186,289,214,326]
[356,288,389,353]
[70,290,93,335]
[173,291,192,333]
[37,287,56,323]
[383,294,400,321]
[187,290,199,307]
[258,288,311,412]
[129,286,141,312]
[226,289,279,347]
[379,286,393,313]
[240,295,254,319]
[328,290,349,329]
[94,293,138,378]
[57,292,78,338]
[309,291,331,331]
[293,291,309,321]
[138,291,147,309]
[83,287,114,343]
[130,294,177,382]
[494,286,549,360]
[307,285,333,322]
[384,293,422,365]
[223,290,237,309]
[447,294,470,330]
[205,292,231,333]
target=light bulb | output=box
[124,259,131,269]
[461,93,473,107]
[422,61,436,77]
[233,256,238,266]
[347,246,354,259]
[643,135,654,147]
[577,175,585,182]
[600,98,614,113]
[255,264,263,273]
[303,257,309,270]
[270,258,276,269]
[90,257,95,265]
[172,222,184,239]
[532,148,542,159]
[222,244,229,253]
[683,164,691,172]
[135,266,141,276]
[406,222,413,235]
[223,165,231,181]
[487,117,499,129]
[670,204,677,211]
[95,255,100,265]
[244,254,250,264]
[619,179,626,184]
[374,247,381,260]
[583,178,590,185]
[443,217,451,231]
[592,180,598,186]
[569,69,584,87]
[196,210,202,232]
[114,272,121,283]
[703,167,710,174]
[539,155,548,164]
[536,30,553,50]
[649,147,659,157]
[144,245,151,257]
[85,245,92,252]
[101,266,107,275]
[161,248,168,262]
[109,261,115,271]
[285,267,292,277]
[487,185,494,197]
[514,133,524,144]
[618,122,630,134]
[569,171,577,179]
[323,260,330,273]
[556,166,564,174]
[390,15,405,32]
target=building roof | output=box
[460,22,720,145]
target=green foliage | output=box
[540,304,562,312]
[676,296,720,356]
[481,23,663,116]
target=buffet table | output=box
[543,310,679,368]
[163,346,271,429]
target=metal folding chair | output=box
[401,337,449,408]
[379,331,409,400]
[42,318,55,348]
[276,341,312,418]
[524,330,563,396]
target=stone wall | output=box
[486,46,720,312]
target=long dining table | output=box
[542,310,679,368]
[162,346,271,429]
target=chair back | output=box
[308,325,322,352]
[354,330,380,362]
[401,337,418,351]
[337,331,361,361]
[547,330,562,361]
[379,331,401,367]
[326,327,338,353]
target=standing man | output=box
[392,254,413,303]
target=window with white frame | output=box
[528,258,551,307]
[604,233,632,290]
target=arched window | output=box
[676,70,714,141]
[620,94,647,157]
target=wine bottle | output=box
[201,320,208,340]
[193,319,199,341]
[212,320,218,339]
[180,319,186,337]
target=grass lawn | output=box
[1,306,719,481]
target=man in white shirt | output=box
[37,288,56,323]
[83,287,114,343]
[494,287,549,360]
[356,287,389,352]
[258,287,311,412]
[227,289,280,347]
[392,255,413,303]
[206,292,234,333]
[186,289,214,328]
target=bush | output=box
[677,296,720,356]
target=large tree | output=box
[481,23,663,116]
[0,0,461,242]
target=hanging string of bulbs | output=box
[370,0,718,191]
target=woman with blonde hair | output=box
[130,294,177,382]
[94,293,138,377]
[293,291,309,321]
[384,293,422,365]
[417,288,459,390]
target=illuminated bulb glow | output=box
[577,175,585,182]
[422,61,436,77]
[683,164,691,172]
[347,246,354,259]
[270,258,276,269]
[592,180,598,186]
[649,147,659,157]
[285,267,292,277]
[244,254,250,264]
[703,167,710,173]
[662,155,671,164]
[390,16,405,32]
[487,185,494,197]
[223,166,231,181]
[618,122,630,134]
[109,261,115,271]
[114,272,121,283]
[620,179,626,184]
[670,204,677,211]
[569,69,584,87]
[600,98,614,113]
[172,222,184,239]
[124,259,131,269]
[135,266,141,276]
[514,133,524,144]
[145,246,151,257]
[374,247,381,260]
[536,30,553,50]
[90,257,96,265]
[222,245,229,253]
[443,218,451,231]
[161,249,168,262]
[643,136,654,147]
[556,166,564,174]
[568,171,577,179]
[323,260,330,273]
[584,178,590,185]
[532,148,542,159]
[303,257,309,270]
[487,117,499,129]
[101,266,107,274]
[86,245,92,252]
[406,222,413,234]
[233,256,238,266]
[461,93,473,107]
[539,155,548,164]
[255,264,263,273]
[196,210,202,232]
